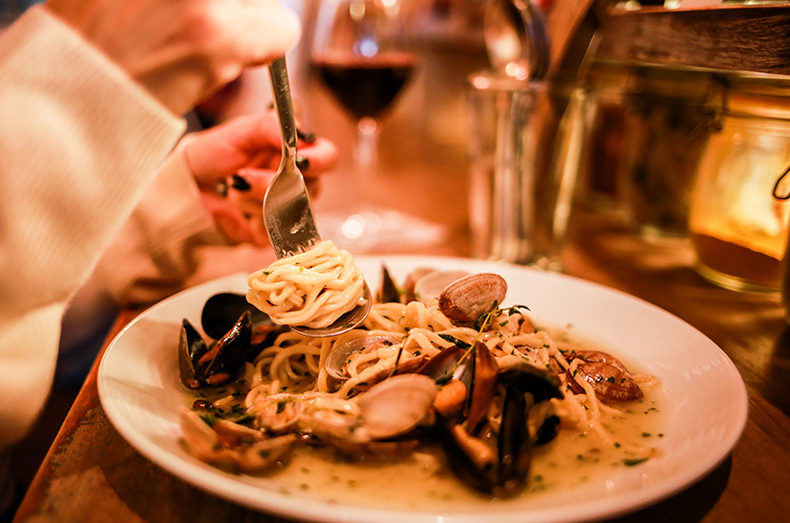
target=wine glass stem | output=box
[354,116,380,204]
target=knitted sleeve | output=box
[0,5,185,448]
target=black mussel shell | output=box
[376,264,401,304]
[179,311,255,389]
[533,414,560,446]
[434,412,498,494]
[179,318,209,389]
[418,344,465,383]
[201,292,271,340]
[202,310,253,386]
[465,343,498,434]
[497,384,531,495]
[499,362,563,403]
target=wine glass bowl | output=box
[311,0,416,123]
[309,0,444,251]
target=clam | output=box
[356,374,437,440]
[180,409,296,473]
[255,399,303,434]
[327,439,419,460]
[402,267,441,303]
[295,374,436,443]
[412,269,470,304]
[324,334,402,380]
[566,350,643,402]
[438,273,507,324]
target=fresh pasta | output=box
[246,240,366,328]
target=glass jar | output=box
[619,65,721,240]
[689,78,790,293]
[579,60,630,211]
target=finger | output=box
[233,168,275,201]
[305,177,322,200]
[200,193,270,247]
[293,138,339,179]
[237,2,301,66]
[184,112,284,184]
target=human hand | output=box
[178,111,338,246]
[44,0,301,115]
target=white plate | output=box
[98,255,748,523]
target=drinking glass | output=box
[310,0,444,251]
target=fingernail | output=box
[297,128,317,144]
[296,155,310,171]
[231,174,251,191]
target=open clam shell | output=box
[438,273,508,324]
[325,334,402,380]
[356,374,437,440]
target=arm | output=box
[0,6,185,448]
[88,111,338,307]
[0,0,302,448]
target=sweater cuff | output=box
[95,151,229,306]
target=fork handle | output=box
[269,56,298,160]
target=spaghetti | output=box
[246,240,366,328]
[226,299,658,457]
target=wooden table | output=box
[11,202,790,522]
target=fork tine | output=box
[264,170,320,258]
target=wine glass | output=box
[310,0,444,251]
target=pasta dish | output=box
[178,267,662,500]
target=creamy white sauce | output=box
[185,330,666,510]
[260,391,664,511]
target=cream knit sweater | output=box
[0,6,190,449]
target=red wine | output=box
[313,54,416,119]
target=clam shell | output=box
[357,374,437,440]
[438,273,507,323]
[325,334,401,380]
[411,270,470,303]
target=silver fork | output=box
[263,56,371,337]
[264,56,321,259]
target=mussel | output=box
[179,310,254,389]
[201,292,283,345]
[376,265,401,304]
[435,352,562,497]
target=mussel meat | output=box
[566,350,643,402]
[436,356,563,497]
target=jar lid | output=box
[722,73,790,120]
